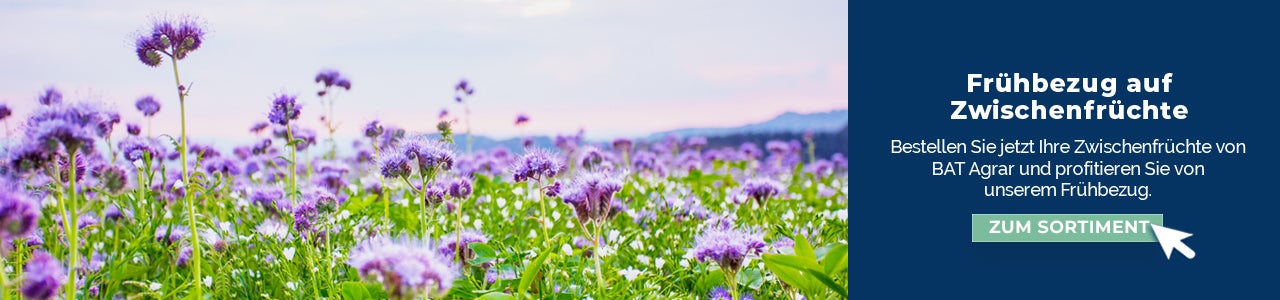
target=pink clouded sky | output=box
[0,0,847,144]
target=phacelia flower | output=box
[510,148,563,182]
[38,87,62,106]
[437,229,489,264]
[401,138,454,173]
[709,286,755,300]
[740,178,782,206]
[134,16,206,67]
[118,137,159,162]
[348,236,458,299]
[446,177,472,199]
[364,120,384,138]
[515,114,529,126]
[686,136,708,150]
[24,102,115,154]
[0,103,11,121]
[135,95,161,116]
[126,123,141,135]
[315,69,351,91]
[692,227,766,272]
[578,146,604,170]
[454,79,474,103]
[560,171,625,224]
[378,152,412,179]
[0,188,41,243]
[21,251,66,300]
[612,138,633,153]
[267,93,301,125]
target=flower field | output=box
[0,15,848,300]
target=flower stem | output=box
[170,57,203,299]
[592,222,605,298]
[67,150,80,300]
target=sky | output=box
[0,0,848,144]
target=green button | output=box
[972,214,1164,242]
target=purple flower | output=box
[401,138,454,173]
[709,286,755,300]
[0,103,11,121]
[740,178,782,206]
[250,122,270,134]
[267,93,301,125]
[765,140,790,155]
[118,137,159,162]
[515,114,529,126]
[612,138,633,153]
[364,120,384,138]
[0,188,40,242]
[135,95,161,116]
[154,225,189,245]
[21,251,66,300]
[134,16,206,67]
[692,227,766,271]
[378,152,412,179]
[92,164,130,194]
[578,146,605,170]
[446,177,472,199]
[686,136,708,150]
[126,123,142,135]
[454,79,474,102]
[250,185,290,215]
[8,143,55,174]
[348,236,458,299]
[315,70,351,90]
[24,102,115,153]
[560,171,625,224]
[510,148,563,182]
[38,87,62,106]
[437,229,489,264]
[176,246,193,268]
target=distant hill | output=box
[427,109,850,155]
[646,109,848,139]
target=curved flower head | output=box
[315,69,352,91]
[0,103,11,121]
[454,79,474,102]
[692,227,766,272]
[578,146,605,170]
[611,138,633,153]
[134,16,206,67]
[740,178,782,206]
[709,286,755,300]
[514,114,529,126]
[510,148,563,182]
[686,136,708,150]
[437,229,489,264]
[446,177,472,199]
[0,188,40,243]
[38,87,62,106]
[378,152,412,179]
[135,95,162,116]
[364,120,384,138]
[401,138,454,174]
[126,123,142,135]
[24,102,114,154]
[560,171,625,224]
[348,236,458,299]
[267,93,301,125]
[21,251,66,300]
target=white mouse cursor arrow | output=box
[1150,224,1195,259]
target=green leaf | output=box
[738,268,765,290]
[468,242,497,265]
[795,235,816,261]
[824,244,848,275]
[763,254,816,295]
[696,269,726,293]
[340,282,371,300]
[806,267,848,299]
[476,292,517,300]
[518,251,554,297]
